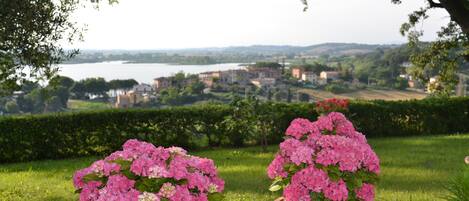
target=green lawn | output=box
[1,135,468,201]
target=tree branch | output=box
[427,0,444,8]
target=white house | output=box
[250,78,276,88]
[320,71,340,81]
[401,62,412,68]
[301,72,319,84]
[132,84,153,94]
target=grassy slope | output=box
[297,88,427,101]
[1,135,468,201]
[67,100,112,111]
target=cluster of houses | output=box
[154,66,283,91]
[398,62,438,93]
[114,64,346,108]
[291,67,340,86]
[112,61,469,108]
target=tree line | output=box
[0,76,139,114]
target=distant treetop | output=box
[293,63,333,74]
[251,62,282,68]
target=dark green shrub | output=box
[325,83,349,94]
[0,97,468,163]
[0,105,232,163]
[349,97,469,137]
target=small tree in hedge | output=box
[287,88,293,103]
[266,88,273,101]
[274,91,286,102]
[226,96,279,151]
[4,101,19,114]
[223,97,252,147]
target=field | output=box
[1,135,468,201]
[67,100,112,111]
[297,88,427,101]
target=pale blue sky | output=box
[66,0,450,49]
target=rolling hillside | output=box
[297,88,427,101]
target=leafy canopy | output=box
[0,0,117,95]
[301,0,469,95]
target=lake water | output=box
[58,61,244,84]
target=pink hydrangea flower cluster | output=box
[268,112,380,201]
[73,139,224,201]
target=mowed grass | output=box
[1,135,468,201]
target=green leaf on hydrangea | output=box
[326,166,342,182]
[83,173,102,183]
[120,169,138,180]
[347,189,359,201]
[189,188,201,194]
[111,159,132,170]
[134,181,146,192]
[135,178,170,192]
[177,179,188,185]
[353,169,379,185]
[310,192,325,200]
[345,175,362,190]
[315,163,325,169]
[272,176,283,185]
[285,163,302,173]
[269,184,282,192]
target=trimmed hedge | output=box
[350,98,469,137]
[0,98,468,163]
[0,105,233,163]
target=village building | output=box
[180,75,198,87]
[301,72,319,84]
[408,80,416,88]
[247,67,281,79]
[250,78,276,88]
[225,69,250,85]
[115,91,150,108]
[291,67,304,79]
[115,94,131,108]
[320,71,340,82]
[199,69,250,88]
[153,77,172,91]
[132,84,153,94]
[199,71,222,88]
[399,74,421,89]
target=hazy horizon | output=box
[64,0,450,50]
[70,42,406,51]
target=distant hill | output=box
[66,43,402,64]
[162,43,400,56]
[77,43,401,56]
[301,43,400,56]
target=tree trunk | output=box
[261,133,266,152]
[441,0,469,35]
[261,126,268,152]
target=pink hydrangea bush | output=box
[73,139,225,201]
[267,112,380,201]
